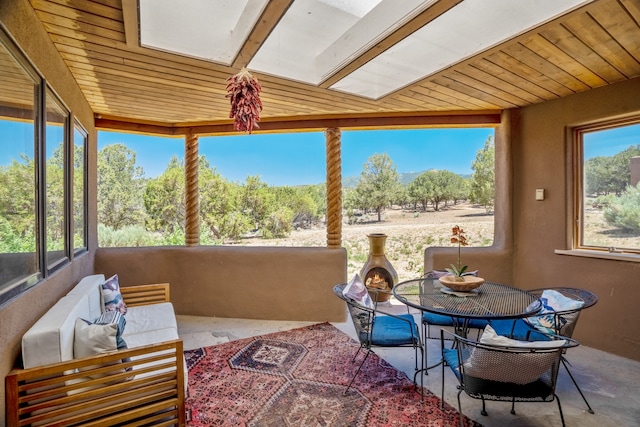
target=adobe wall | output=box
[95,246,348,322]
[511,77,640,360]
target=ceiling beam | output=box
[122,0,139,48]
[95,110,501,137]
[231,0,294,69]
[318,0,463,89]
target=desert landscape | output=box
[242,202,495,281]
[241,200,636,281]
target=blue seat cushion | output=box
[489,319,551,341]
[443,347,461,379]
[371,314,419,346]
[422,312,489,329]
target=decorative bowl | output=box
[438,275,484,292]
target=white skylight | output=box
[330,0,591,99]
[247,0,433,84]
[137,0,592,99]
[139,0,269,65]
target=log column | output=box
[325,128,342,248]
[185,133,200,246]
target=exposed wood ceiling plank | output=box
[430,76,511,110]
[519,33,608,89]
[540,24,626,84]
[31,0,123,30]
[447,67,525,108]
[565,12,640,78]
[19,0,640,132]
[589,0,640,64]
[501,43,589,93]
[457,63,543,105]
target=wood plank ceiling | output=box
[26,0,640,134]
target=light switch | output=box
[536,189,545,201]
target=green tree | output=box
[355,153,402,221]
[585,145,640,196]
[97,143,146,229]
[199,157,251,242]
[407,170,435,211]
[272,186,319,229]
[144,156,185,236]
[0,155,36,250]
[470,136,495,212]
[239,175,275,232]
[46,144,65,250]
[408,169,462,211]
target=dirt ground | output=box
[242,202,495,281]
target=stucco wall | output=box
[425,109,515,284]
[512,77,640,360]
[95,246,348,322]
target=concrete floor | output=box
[177,304,640,427]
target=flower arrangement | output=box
[445,225,472,281]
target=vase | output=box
[360,233,399,302]
[438,274,484,292]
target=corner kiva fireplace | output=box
[360,233,398,302]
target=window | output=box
[0,28,83,306]
[73,123,87,254]
[575,118,640,254]
[45,89,69,270]
[0,31,41,304]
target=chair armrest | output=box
[121,283,171,306]
[6,339,185,426]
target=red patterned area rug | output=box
[185,322,481,427]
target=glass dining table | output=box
[392,276,542,337]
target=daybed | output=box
[5,274,185,426]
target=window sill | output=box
[554,249,640,263]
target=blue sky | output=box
[2,121,638,186]
[98,128,496,186]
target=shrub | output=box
[98,224,160,247]
[262,207,293,238]
[603,184,640,233]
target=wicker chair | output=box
[333,283,424,395]
[441,328,578,427]
[489,287,598,413]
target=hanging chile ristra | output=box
[226,67,262,133]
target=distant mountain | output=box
[342,170,471,188]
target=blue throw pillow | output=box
[525,289,584,334]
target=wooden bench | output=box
[6,284,185,427]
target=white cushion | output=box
[464,325,565,385]
[479,324,566,349]
[123,327,180,349]
[22,293,92,368]
[342,273,374,309]
[66,274,105,322]
[123,303,178,336]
